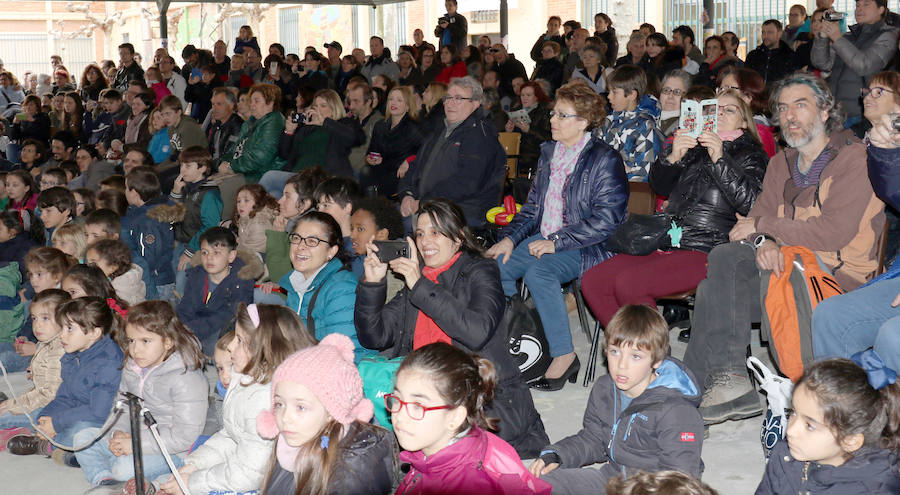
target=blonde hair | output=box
[312,89,346,120]
[717,88,761,145]
[388,86,419,121]
[148,107,165,134]
[234,303,316,385]
[424,82,448,111]
[52,223,87,259]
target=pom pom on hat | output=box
[267,333,368,426]
[257,410,279,439]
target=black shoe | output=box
[678,327,691,343]
[530,356,580,391]
[7,434,50,456]
[0,391,7,402]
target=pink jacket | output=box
[396,426,552,495]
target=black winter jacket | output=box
[361,114,424,197]
[649,132,768,253]
[205,113,244,161]
[354,253,549,458]
[493,56,529,100]
[278,117,364,178]
[545,357,704,481]
[113,62,145,92]
[9,112,51,144]
[745,40,798,85]
[756,441,900,495]
[399,108,506,227]
[532,57,565,94]
[501,135,628,273]
[262,423,397,495]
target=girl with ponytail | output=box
[257,333,397,495]
[756,350,900,495]
[389,343,552,494]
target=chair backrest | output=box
[215,173,247,221]
[627,181,656,216]
[498,132,521,179]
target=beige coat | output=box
[7,333,65,414]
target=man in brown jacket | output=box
[683,72,885,425]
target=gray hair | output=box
[449,76,484,103]
[662,69,692,90]
[770,71,845,134]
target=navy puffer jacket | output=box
[500,135,628,273]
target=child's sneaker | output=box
[6,434,51,456]
[123,477,157,495]
[0,427,30,451]
[51,448,80,467]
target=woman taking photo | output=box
[580,89,768,329]
[486,81,628,391]
[279,211,369,362]
[355,199,550,458]
[219,83,286,183]
[266,88,363,194]
[361,86,424,197]
[504,81,552,177]
[434,45,468,84]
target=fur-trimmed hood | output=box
[189,248,265,281]
[146,201,185,224]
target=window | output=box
[279,7,300,56]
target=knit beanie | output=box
[257,333,373,438]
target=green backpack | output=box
[358,356,404,431]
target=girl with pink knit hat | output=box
[256,333,398,495]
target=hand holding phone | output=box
[373,240,409,263]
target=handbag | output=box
[747,356,794,458]
[504,295,552,384]
[605,213,673,256]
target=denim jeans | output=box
[173,242,187,298]
[813,276,900,373]
[51,420,99,451]
[0,406,42,429]
[682,242,761,390]
[259,171,294,199]
[74,427,184,485]
[0,341,32,372]
[497,233,582,357]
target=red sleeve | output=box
[757,123,777,158]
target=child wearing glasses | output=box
[528,305,704,494]
[256,333,396,495]
[390,342,551,494]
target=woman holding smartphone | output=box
[360,86,424,197]
[354,198,550,459]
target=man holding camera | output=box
[812,0,898,126]
[435,0,468,54]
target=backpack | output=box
[759,245,843,381]
[504,295,551,384]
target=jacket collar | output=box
[399,426,486,474]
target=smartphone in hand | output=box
[374,240,409,263]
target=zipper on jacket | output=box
[608,390,619,462]
[799,461,810,495]
[623,414,638,441]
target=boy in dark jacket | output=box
[176,227,260,356]
[36,186,74,246]
[531,305,704,494]
[123,167,176,301]
[155,146,222,296]
[7,305,123,457]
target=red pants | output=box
[581,250,709,327]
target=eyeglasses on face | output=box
[442,95,473,103]
[861,86,894,99]
[549,110,581,120]
[717,85,742,95]
[288,233,329,247]
[384,393,452,420]
[661,87,685,96]
[717,104,740,116]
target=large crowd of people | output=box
[0,0,898,494]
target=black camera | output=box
[823,11,844,22]
[291,112,307,125]
[438,16,450,24]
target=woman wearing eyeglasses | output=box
[852,71,900,139]
[658,70,692,137]
[278,211,371,363]
[486,81,629,392]
[504,81,552,177]
[580,89,768,331]
[355,199,550,458]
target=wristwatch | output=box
[752,233,776,249]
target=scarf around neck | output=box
[412,252,462,349]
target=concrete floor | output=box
[0,310,769,495]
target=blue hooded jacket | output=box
[123,196,176,287]
[40,336,123,433]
